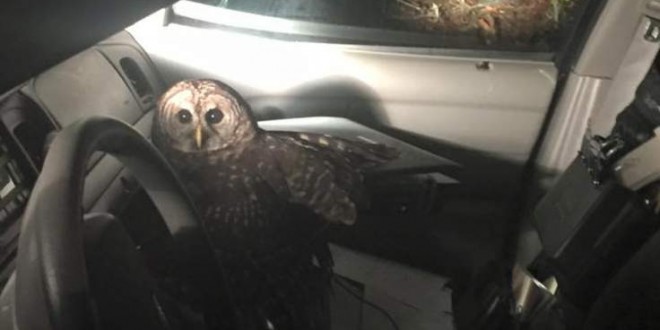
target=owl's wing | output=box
[254,132,398,225]
[273,131,398,204]
[272,131,399,169]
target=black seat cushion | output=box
[83,213,204,330]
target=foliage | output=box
[390,0,580,44]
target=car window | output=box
[191,0,594,53]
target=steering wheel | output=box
[13,117,226,330]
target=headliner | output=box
[0,0,174,94]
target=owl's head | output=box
[154,79,258,153]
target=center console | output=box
[0,92,53,288]
[0,31,166,290]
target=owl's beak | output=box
[195,126,203,149]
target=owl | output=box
[153,79,398,330]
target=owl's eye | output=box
[176,109,193,124]
[205,108,224,124]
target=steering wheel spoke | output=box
[14,117,226,330]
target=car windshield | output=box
[6,1,644,330]
[191,0,586,52]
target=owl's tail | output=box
[283,131,399,170]
[339,135,400,169]
[269,132,400,171]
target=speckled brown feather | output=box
[152,79,398,329]
[153,79,398,227]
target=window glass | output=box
[192,0,591,52]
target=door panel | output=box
[129,16,557,163]
[128,7,558,275]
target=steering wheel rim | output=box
[14,116,222,330]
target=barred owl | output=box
[153,79,397,330]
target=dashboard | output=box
[0,27,460,292]
[0,31,166,289]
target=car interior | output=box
[2,0,660,329]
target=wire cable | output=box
[332,276,400,330]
